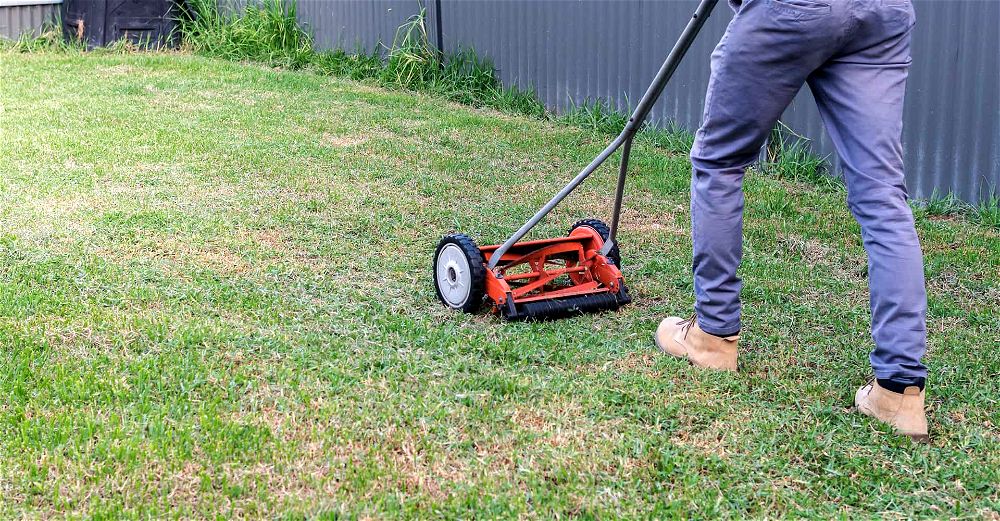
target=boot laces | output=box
[861,376,876,394]
[679,313,698,340]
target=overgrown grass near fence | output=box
[914,191,1000,230]
[0,25,81,53]
[179,0,545,117]
[180,0,314,67]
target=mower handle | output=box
[486,0,720,269]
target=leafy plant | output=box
[763,122,837,189]
[970,194,1000,230]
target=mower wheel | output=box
[570,219,621,266]
[433,234,486,313]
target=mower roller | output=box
[434,0,720,320]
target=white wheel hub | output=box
[436,243,472,308]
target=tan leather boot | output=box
[855,379,929,442]
[654,315,739,371]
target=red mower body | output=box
[478,224,631,320]
[434,220,630,320]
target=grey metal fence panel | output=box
[438,0,730,130]
[0,3,59,40]
[299,0,997,203]
[902,0,999,202]
[298,0,429,52]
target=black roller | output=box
[502,286,632,321]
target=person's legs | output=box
[807,0,928,440]
[806,0,927,385]
[689,0,846,336]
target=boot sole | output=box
[654,332,739,371]
[856,404,930,444]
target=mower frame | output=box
[480,224,630,320]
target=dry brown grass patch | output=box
[320,133,368,148]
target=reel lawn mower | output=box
[434,0,720,320]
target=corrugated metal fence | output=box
[0,2,60,39]
[298,0,999,203]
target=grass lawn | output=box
[1,51,998,519]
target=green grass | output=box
[1,51,999,519]
[561,98,695,155]
[971,195,1000,229]
[920,190,966,218]
[561,98,633,136]
[762,124,840,191]
[911,190,1000,231]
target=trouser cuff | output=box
[874,371,928,383]
[696,317,741,337]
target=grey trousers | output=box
[690,0,927,381]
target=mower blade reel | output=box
[502,286,632,321]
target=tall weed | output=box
[763,123,837,189]
[180,0,313,68]
[2,22,83,53]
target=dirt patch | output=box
[669,411,755,461]
[385,431,468,501]
[253,229,290,253]
[321,133,368,148]
[42,324,119,360]
[774,232,864,281]
[98,64,137,76]
[248,228,319,262]
[511,408,548,433]
[671,426,730,459]
[505,400,647,479]
[92,237,252,276]
[602,352,661,375]
[618,205,688,236]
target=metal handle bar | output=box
[487,0,720,269]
